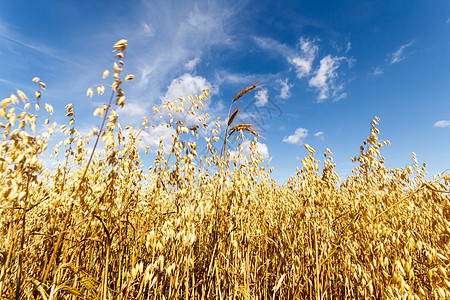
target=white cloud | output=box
[283,128,308,145]
[252,36,292,57]
[434,120,450,128]
[134,1,233,100]
[184,57,200,71]
[162,73,212,101]
[117,102,148,118]
[390,40,415,64]
[277,78,293,99]
[288,37,318,78]
[309,55,346,101]
[141,23,154,37]
[0,78,14,85]
[371,40,414,76]
[0,23,52,57]
[139,124,176,153]
[345,41,351,54]
[0,18,73,64]
[254,88,269,107]
[314,131,324,137]
[214,70,256,85]
[253,36,352,101]
[373,67,384,76]
[199,117,226,137]
[230,140,269,161]
[160,73,220,136]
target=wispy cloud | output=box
[345,41,351,54]
[214,70,256,85]
[0,19,74,65]
[132,1,234,102]
[0,78,15,86]
[373,67,384,76]
[371,40,414,76]
[314,131,324,137]
[254,88,269,107]
[254,35,352,102]
[309,55,347,101]
[289,37,319,78]
[390,40,415,64]
[252,36,292,57]
[277,78,293,99]
[184,57,200,71]
[283,127,308,145]
[0,24,51,57]
[117,102,148,118]
[434,120,450,128]
[140,22,155,37]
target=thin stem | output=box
[14,174,30,300]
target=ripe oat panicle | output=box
[0,40,448,299]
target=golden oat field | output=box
[0,40,449,299]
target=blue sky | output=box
[1,0,449,183]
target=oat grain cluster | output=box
[0,40,449,299]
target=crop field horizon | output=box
[0,40,449,299]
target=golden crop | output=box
[0,40,449,299]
